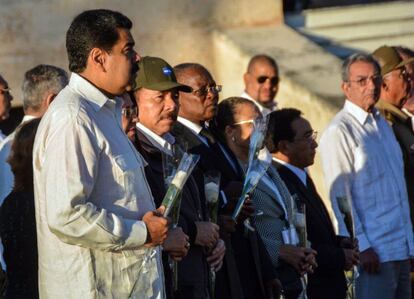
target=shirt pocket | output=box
[113,152,143,192]
[353,145,385,209]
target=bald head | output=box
[174,63,219,124]
[244,54,279,108]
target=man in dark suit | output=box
[173,63,279,299]
[265,108,359,299]
[133,56,225,299]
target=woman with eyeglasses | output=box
[211,97,317,299]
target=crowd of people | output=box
[0,8,413,299]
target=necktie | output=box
[199,127,216,145]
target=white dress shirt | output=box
[240,91,277,117]
[33,73,164,298]
[177,116,209,146]
[320,100,414,263]
[136,122,174,155]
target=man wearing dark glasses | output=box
[242,54,279,116]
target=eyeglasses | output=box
[0,87,11,95]
[347,75,382,87]
[292,130,318,143]
[121,107,137,119]
[192,85,222,97]
[257,76,279,85]
[232,119,256,126]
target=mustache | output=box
[161,113,177,121]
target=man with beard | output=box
[133,56,224,299]
[173,63,278,299]
[320,53,414,299]
[32,10,168,298]
[242,54,279,116]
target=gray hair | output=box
[22,64,68,111]
[341,53,380,82]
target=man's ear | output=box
[278,140,290,155]
[45,93,57,107]
[243,72,249,87]
[341,81,349,96]
[89,48,106,71]
[382,77,389,92]
[225,125,235,141]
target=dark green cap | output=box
[135,56,192,92]
[372,45,414,76]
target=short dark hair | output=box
[247,54,278,73]
[8,118,41,192]
[265,108,302,153]
[211,97,259,141]
[66,9,132,73]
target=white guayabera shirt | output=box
[33,73,164,299]
[320,100,414,263]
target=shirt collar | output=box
[136,123,174,154]
[22,115,37,123]
[241,91,276,115]
[68,73,121,112]
[177,116,204,135]
[273,157,307,187]
[344,99,381,125]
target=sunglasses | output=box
[192,85,222,97]
[256,76,279,85]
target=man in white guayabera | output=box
[320,53,414,299]
[33,9,168,299]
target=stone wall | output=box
[0,0,282,104]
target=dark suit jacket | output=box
[273,161,347,299]
[377,100,414,227]
[171,121,276,299]
[135,130,209,299]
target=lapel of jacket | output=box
[273,161,335,236]
[255,166,289,218]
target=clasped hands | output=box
[279,244,318,276]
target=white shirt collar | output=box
[240,91,276,116]
[22,115,37,123]
[177,116,204,135]
[136,122,174,154]
[273,157,307,187]
[69,73,122,112]
[343,99,381,125]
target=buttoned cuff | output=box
[122,219,148,249]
